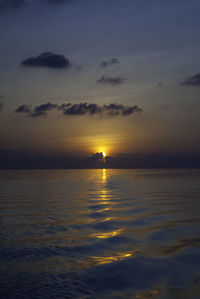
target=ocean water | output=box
[0,169,200,299]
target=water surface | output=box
[0,169,200,298]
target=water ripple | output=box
[0,169,200,298]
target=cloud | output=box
[15,102,57,117]
[15,102,143,117]
[61,103,142,116]
[15,104,31,113]
[100,58,120,68]
[157,81,163,87]
[89,152,107,162]
[30,102,58,117]
[97,75,125,85]
[181,73,200,87]
[62,103,102,116]
[58,103,71,110]
[21,52,71,69]
[103,103,142,116]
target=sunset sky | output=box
[1,0,200,161]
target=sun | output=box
[96,146,108,158]
[102,152,106,158]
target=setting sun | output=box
[102,152,106,158]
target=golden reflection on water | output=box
[99,189,110,202]
[101,216,112,222]
[96,207,111,212]
[102,168,107,182]
[90,250,140,266]
[1,169,200,298]
[94,169,111,204]
[94,228,124,239]
[135,287,162,298]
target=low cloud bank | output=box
[97,75,125,85]
[100,58,120,68]
[1,151,200,169]
[15,102,143,117]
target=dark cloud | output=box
[122,105,142,116]
[157,81,163,87]
[15,102,143,117]
[181,73,200,87]
[21,52,71,69]
[62,103,102,116]
[100,58,120,68]
[91,152,105,160]
[61,103,142,116]
[58,103,71,110]
[97,75,125,85]
[103,103,142,116]
[15,104,31,113]
[88,152,108,164]
[0,0,25,10]
[30,102,58,117]
[15,102,57,117]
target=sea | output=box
[0,169,200,299]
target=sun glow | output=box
[102,152,106,158]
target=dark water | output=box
[0,169,200,299]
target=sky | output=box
[1,0,200,167]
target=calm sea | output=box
[0,169,200,299]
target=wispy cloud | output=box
[15,103,57,117]
[157,81,163,87]
[61,103,142,116]
[181,73,200,87]
[97,75,125,85]
[15,102,143,117]
[30,103,58,117]
[100,58,120,68]
[21,52,71,69]
[15,104,31,113]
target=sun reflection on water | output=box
[135,287,162,298]
[99,189,108,201]
[102,168,107,182]
[96,207,111,212]
[94,228,124,239]
[90,250,140,265]
[101,216,112,222]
